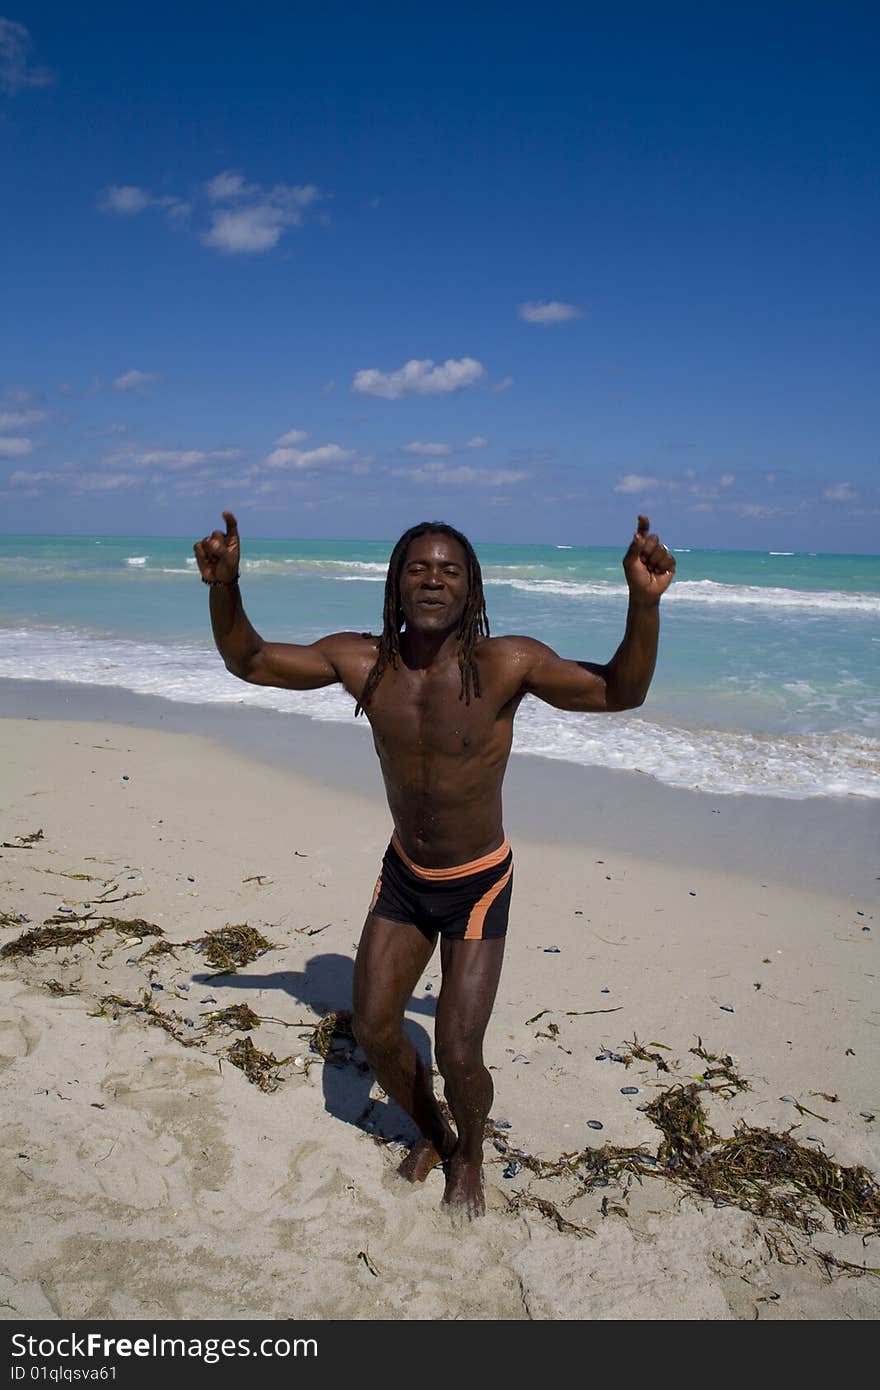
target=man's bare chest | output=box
[368,664,512,759]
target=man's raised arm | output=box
[519,515,676,713]
[193,511,344,690]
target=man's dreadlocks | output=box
[354,521,489,717]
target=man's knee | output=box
[352,1009,403,1061]
[435,1034,484,1080]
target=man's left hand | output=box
[622,515,676,603]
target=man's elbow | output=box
[604,689,646,712]
[223,654,256,683]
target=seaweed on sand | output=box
[309,1009,357,1066]
[620,1034,673,1073]
[199,1004,262,1033]
[1,829,43,848]
[226,1036,290,1092]
[505,1191,595,1237]
[690,1038,749,1093]
[91,991,196,1046]
[2,923,107,957]
[195,924,275,974]
[1,917,164,958]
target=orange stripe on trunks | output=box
[390,832,511,881]
[464,863,514,939]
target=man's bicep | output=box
[246,638,341,690]
[519,639,610,712]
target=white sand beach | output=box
[1,702,878,1321]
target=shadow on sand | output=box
[201,951,436,1147]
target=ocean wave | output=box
[0,626,876,800]
[502,577,880,615]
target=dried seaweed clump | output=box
[198,924,275,973]
[226,1036,289,1092]
[1,923,107,958]
[310,1009,357,1066]
[646,1083,716,1168]
[1,916,164,960]
[690,1038,749,1093]
[91,991,191,1044]
[691,1126,880,1234]
[200,1004,262,1033]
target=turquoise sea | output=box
[0,534,877,799]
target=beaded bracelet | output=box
[202,574,240,586]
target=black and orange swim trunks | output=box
[369,833,514,942]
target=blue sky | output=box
[1,4,878,551]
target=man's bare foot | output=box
[397,1120,457,1182]
[440,1155,485,1219]
[397,1137,444,1182]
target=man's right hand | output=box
[194,511,241,584]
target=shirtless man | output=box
[194,512,675,1217]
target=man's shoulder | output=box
[477,634,550,668]
[479,633,549,655]
[314,630,379,667]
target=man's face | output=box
[398,532,469,634]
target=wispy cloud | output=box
[98,168,323,255]
[465,436,489,449]
[0,18,52,95]
[265,443,355,469]
[0,437,33,457]
[824,482,857,502]
[0,409,44,429]
[136,448,241,470]
[112,369,158,392]
[402,441,452,456]
[614,474,665,494]
[490,376,513,394]
[353,357,485,400]
[518,300,584,325]
[393,463,526,487]
[275,428,308,446]
[201,171,322,254]
[98,185,182,216]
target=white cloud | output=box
[276,429,308,446]
[9,469,60,486]
[100,185,157,215]
[614,474,663,494]
[518,300,584,325]
[490,376,513,393]
[394,463,526,487]
[719,473,736,487]
[137,448,241,470]
[0,437,33,457]
[824,482,856,502]
[112,369,158,392]
[75,472,142,492]
[205,171,259,202]
[98,185,185,219]
[0,18,52,95]
[202,206,287,254]
[265,443,354,469]
[0,409,44,429]
[353,357,485,399]
[402,441,451,456]
[466,436,489,449]
[730,503,782,520]
[201,173,322,254]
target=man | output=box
[194,512,675,1218]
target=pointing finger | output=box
[637,515,650,535]
[223,511,239,538]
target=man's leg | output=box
[352,912,456,1181]
[434,935,506,1218]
